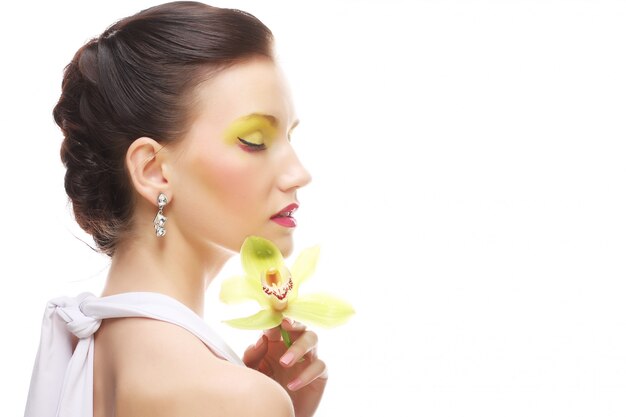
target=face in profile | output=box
[168,56,311,257]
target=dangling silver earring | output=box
[153,193,168,237]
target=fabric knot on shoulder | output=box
[51,292,101,339]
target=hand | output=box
[243,319,328,417]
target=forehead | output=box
[192,57,296,128]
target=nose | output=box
[277,144,312,192]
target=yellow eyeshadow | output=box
[223,115,278,145]
[239,130,264,145]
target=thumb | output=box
[242,335,268,370]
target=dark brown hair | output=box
[53,1,274,256]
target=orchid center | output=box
[261,267,293,309]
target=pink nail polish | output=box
[280,352,294,366]
[287,378,301,391]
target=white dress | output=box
[24,292,244,417]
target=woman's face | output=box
[168,57,311,257]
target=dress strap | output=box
[24,292,243,417]
[84,292,242,364]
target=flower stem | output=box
[279,325,292,348]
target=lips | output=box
[271,203,299,228]
[271,203,299,219]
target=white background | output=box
[2,0,625,416]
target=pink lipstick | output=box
[271,203,298,228]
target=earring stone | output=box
[153,193,168,237]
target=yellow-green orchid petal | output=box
[223,309,283,330]
[221,236,354,335]
[289,245,320,300]
[285,293,355,329]
[219,275,270,308]
[241,236,286,279]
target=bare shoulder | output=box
[95,317,294,417]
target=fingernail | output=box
[287,378,302,391]
[280,352,294,366]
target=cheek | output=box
[196,150,269,215]
[172,139,277,252]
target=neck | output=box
[102,231,233,316]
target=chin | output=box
[269,233,295,258]
[280,243,294,258]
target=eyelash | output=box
[238,137,267,152]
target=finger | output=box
[242,335,268,370]
[286,358,328,391]
[258,358,274,377]
[280,318,307,333]
[279,330,318,367]
[263,326,282,342]
[265,319,307,346]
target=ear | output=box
[126,137,172,206]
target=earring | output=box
[153,193,168,237]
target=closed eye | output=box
[238,136,267,151]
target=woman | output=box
[25,2,326,416]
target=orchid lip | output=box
[261,267,293,303]
[271,203,299,218]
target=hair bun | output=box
[55,38,131,253]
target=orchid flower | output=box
[219,236,354,344]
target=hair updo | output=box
[54,1,274,256]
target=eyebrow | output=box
[240,113,300,131]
